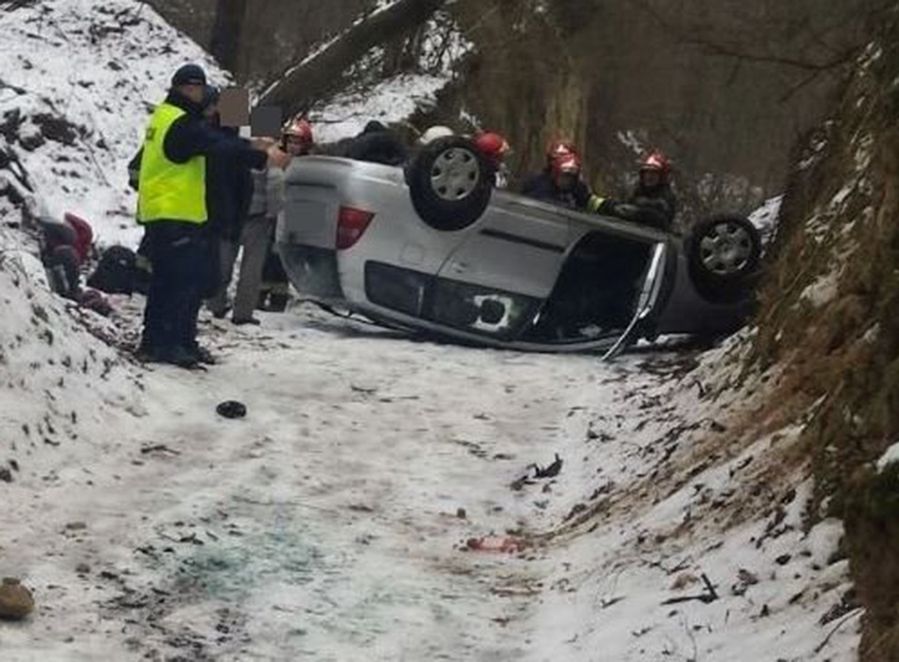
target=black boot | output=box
[268,292,289,312]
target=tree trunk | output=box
[257,0,446,117]
[210,0,246,74]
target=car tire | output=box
[686,214,762,302]
[407,136,493,231]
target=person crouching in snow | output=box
[38,212,112,315]
[39,211,92,300]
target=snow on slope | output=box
[305,8,472,142]
[0,0,472,246]
[522,336,859,661]
[310,73,449,144]
[750,194,783,247]
[0,0,227,247]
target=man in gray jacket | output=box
[209,162,286,325]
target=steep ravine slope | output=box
[748,7,899,660]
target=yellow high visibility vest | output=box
[137,103,207,224]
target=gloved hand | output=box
[611,202,641,220]
[266,145,292,170]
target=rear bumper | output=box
[276,243,343,300]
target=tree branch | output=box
[256,0,447,118]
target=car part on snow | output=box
[407,136,493,231]
[530,452,563,478]
[216,400,247,419]
[280,155,757,354]
[465,536,526,553]
[686,214,761,302]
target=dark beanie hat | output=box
[171,64,207,88]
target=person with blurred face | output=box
[220,117,309,324]
[203,85,255,337]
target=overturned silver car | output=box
[277,139,761,357]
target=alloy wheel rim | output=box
[699,222,753,275]
[431,148,480,201]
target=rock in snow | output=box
[0,578,34,620]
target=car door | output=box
[428,191,572,338]
[438,191,571,296]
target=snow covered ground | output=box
[0,270,860,660]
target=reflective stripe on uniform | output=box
[587,195,605,213]
[137,103,207,224]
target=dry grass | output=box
[745,13,899,657]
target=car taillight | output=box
[336,206,375,250]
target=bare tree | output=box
[257,0,446,117]
[210,0,246,73]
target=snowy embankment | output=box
[0,0,224,247]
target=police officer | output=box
[137,64,290,367]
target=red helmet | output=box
[550,152,582,181]
[64,212,93,263]
[473,131,510,167]
[639,150,672,178]
[283,117,314,147]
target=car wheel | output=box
[687,214,762,302]
[407,136,493,231]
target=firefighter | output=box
[521,140,607,212]
[628,150,677,230]
[257,118,315,314]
